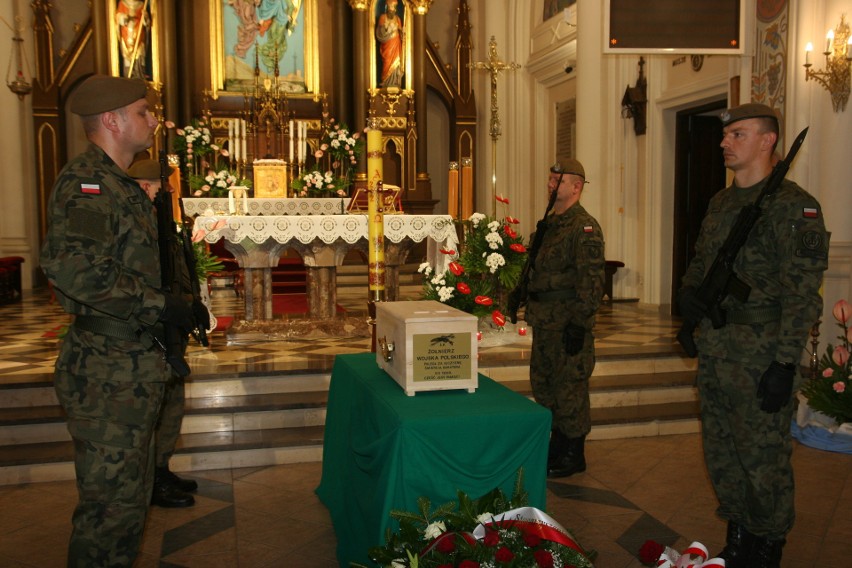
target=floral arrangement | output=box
[168,118,216,178]
[638,540,723,568]
[291,115,364,197]
[189,167,252,198]
[419,196,527,325]
[800,299,852,425]
[364,471,594,568]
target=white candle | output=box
[805,42,813,65]
[302,122,308,163]
[241,119,247,163]
[228,120,234,162]
[289,120,295,162]
[826,30,834,54]
[228,190,235,215]
[233,123,240,162]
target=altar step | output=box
[0,349,698,485]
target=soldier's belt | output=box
[726,304,782,325]
[73,315,142,341]
[528,289,577,302]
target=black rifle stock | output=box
[676,127,809,357]
[506,179,561,324]
[156,147,192,376]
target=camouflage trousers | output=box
[55,370,166,567]
[154,376,185,468]
[697,355,796,539]
[530,327,595,438]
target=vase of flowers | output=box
[419,196,527,328]
[363,470,594,568]
[169,117,216,179]
[800,299,852,425]
[291,115,365,197]
[189,168,252,198]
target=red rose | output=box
[483,530,500,546]
[475,295,493,306]
[638,540,665,565]
[459,561,480,568]
[492,310,506,327]
[495,546,515,563]
[456,282,471,294]
[533,549,555,568]
[449,261,465,276]
[436,534,456,554]
[510,243,527,253]
[523,532,542,547]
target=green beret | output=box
[720,103,779,127]
[127,158,173,180]
[70,75,148,116]
[551,158,587,182]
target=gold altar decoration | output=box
[252,159,290,198]
[348,184,402,214]
[469,36,520,215]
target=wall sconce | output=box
[803,14,851,113]
[2,15,32,101]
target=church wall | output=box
[0,0,38,291]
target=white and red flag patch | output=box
[80,183,101,195]
[802,207,818,218]
[583,225,594,233]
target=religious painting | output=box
[371,0,411,90]
[209,0,320,97]
[107,0,159,81]
[543,0,576,23]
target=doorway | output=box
[671,99,727,313]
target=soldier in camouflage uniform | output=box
[40,75,197,567]
[128,158,205,509]
[678,104,829,568]
[525,159,605,479]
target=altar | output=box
[191,209,457,320]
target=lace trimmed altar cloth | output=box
[183,197,351,217]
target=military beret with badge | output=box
[719,103,780,128]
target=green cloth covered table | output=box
[315,352,551,567]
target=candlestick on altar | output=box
[241,119,248,166]
[366,120,385,352]
[228,120,235,167]
[447,161,459,219]
[460,157,473,219]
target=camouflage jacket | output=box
[40,144,170,381]
[682,177,829,366]
[525,202,605,331]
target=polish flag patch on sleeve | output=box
[583,225,594,233]
[80,183,101,195]
[802,207,818,218]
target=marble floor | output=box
[1,289,851,567]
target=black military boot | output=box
[156,466,198,493]
[547,430,568,469]
[748,536,785,568]
[715,521,756,568]
[151,467,196,508]
[547,435,586,478]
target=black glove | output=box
[159,294,194,334]
[192,299,211,331]
[677,286,707,322]
[757,361,796,413]
[563,324,586,356]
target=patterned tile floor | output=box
[1,290,851,567]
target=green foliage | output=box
[192,241,225,283]
[800,300,852,425]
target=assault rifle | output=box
[155,146,208,376]
[506,176,561,324]
[676,127,809,357]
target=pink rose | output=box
[832,345,849,367]
[823,368,835,378]
[833,299,851,324]
[833,381,846,393]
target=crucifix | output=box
[469,36,520,215]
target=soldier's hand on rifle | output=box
[192,299,211,331]
[160,294,194,334]
[563,324,585,356]
[757,361,795,413]
[677,286,707,322]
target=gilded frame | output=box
[107,0,161,82]
[370,0,413,91]
[209,0,320,98]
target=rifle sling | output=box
[725,304,781,325]
[528,289,577,302]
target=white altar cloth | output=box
[183,197,350,217]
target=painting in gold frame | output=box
[370,0,412,91]
[209,0,320,98]
[107,0,161,82]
